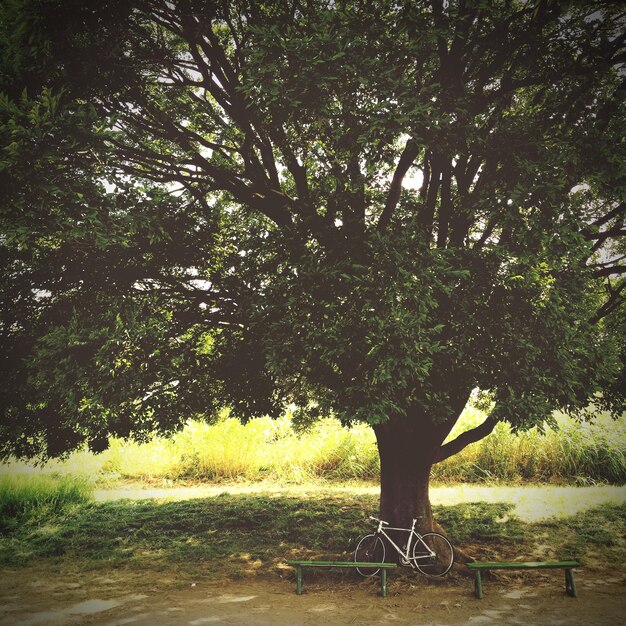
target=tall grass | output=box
[101,413,380,482]
[4,409,624,485]
[433,409,626,485]
[91,408,625,485]
[0,474,93,531]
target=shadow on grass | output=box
[0,493,371,569]
[1,493,624,575]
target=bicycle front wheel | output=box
[354,533,386,577]
[412,532,454,577]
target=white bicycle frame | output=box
[370,516,436,567]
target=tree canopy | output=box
[1,0,625,461]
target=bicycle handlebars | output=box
[369,515,424,525]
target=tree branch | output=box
[588,202,626,229]
[590,280,626,324]
[377,139,421,230]
[417,152,441,238]
[433,416,498,463]
[584,227,626,241]
[436,160,452,247]
[592,265,626,278]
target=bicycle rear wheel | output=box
[412,532,454,577]
[354,533,386,576]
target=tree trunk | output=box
[373,407,475,567]
[373,413,449,533]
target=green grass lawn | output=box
[1,476,624,580]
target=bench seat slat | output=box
[287,561,396,567]
[467,561,580,570]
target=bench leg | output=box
[565,568,577,597]
[380,568,387,597]
[474,571,483,599]
[296,566,302,595]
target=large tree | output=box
[2,0,626,536]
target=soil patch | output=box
[0,564,623,625]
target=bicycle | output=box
[354,515,454,577]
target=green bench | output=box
[467,560,581,599]
[286,561,397,597]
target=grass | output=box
[0,474,93,533]
[431,483,626,522]
[0,476,624,578]
[436,502,527,544]
[0,490,370,570]
[435,410,626,485]
[100,414,380,482]
[533,504,626,567]
[3,408,624,485]
[9,407,619,486]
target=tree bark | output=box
[373,413,449,532]
[373,408,476,567]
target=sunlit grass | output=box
[0,474,93,533]
[100,412,380,483]
[3,407,624,485]
[431,484,626,522]
[97,408,624,484]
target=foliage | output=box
[0,0,625,465]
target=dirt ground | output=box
[0,564,623,626]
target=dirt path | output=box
[1,565,623,625]
[94,484,626,523]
